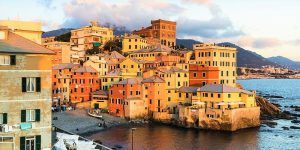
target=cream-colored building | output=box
[0,27,54,150]
[121,34,148,53]
[194,43,237,87]
[42,37,71,64]
[70,21,114,62]
[0,20,43,44]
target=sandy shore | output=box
[52,109,128,135]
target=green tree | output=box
[54,32,71,42]
[103,39,122,53]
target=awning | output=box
[20,123,32,130]
[217,102,226,105]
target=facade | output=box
[100,69,123,90]
[193,44,237,87]
[70,21,114,62]
[70,66,100,104]
[133,19,176,47]
[128,44,174,61]
[42,37,71,65]
[121,34,148,53]
[84,54,109,76]
[124,97,147,119]
[108,78,143,117]
[0,20,43,44]
[91,90,109,109]
[0,27,54,150]
[189,64,220,86]
[120,58,145,78]
[52,63,79,105]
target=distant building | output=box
[91,90,109,109]
[70,21,114,62]
[42,37,71,65]
[193,43,237,87]
[121,34,148,53]
[189,64,220,86]
[0,26,54,150]
[133,19,176,47]
[0,20,43,44]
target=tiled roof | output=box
[158,67,188,74]
[105,69,122,76]
[198,84,253,94]
[53,63,79,70]
[131,44,174,54]
[142,75,165,83]
[123,34,143,39]
[106,51,125,59]
[0,30,55,54]
[92,90,108,96]
[178,86,199,93]
[117,78,143,85]
[73,66,97,73]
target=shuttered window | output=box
[21,109,40,122]
[22,77,41,92]
[20,136,41,150]
[0,55,10,65]
[0,113,7,124]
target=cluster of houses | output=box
[0,19,260,150]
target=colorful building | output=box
[70,21,114,62]
[193,43,237,87]
[120,58,145,78]
[52,63,79,105]
[108,78,143,117]
[128,44,174,61]
[121,34,148,53]
[141,75,166,113]
[124,97,147,119]
[189,64,220,86]
[0,20,43,44]
[70,66,100,104]
[100,69,123,90]
[133,19,176,47]
[84,54,109,76]
[91,90,109,109]
[0,26,54,150]
[42,37,71,65]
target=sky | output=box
[0,0,299,61]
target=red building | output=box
[108,78,143,117]
[189,64,220,86]
[70,66,100,103]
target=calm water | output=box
[87,79,300,150]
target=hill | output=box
[268,56,300,71]
[42,28,73,38]
[176,39,279,68]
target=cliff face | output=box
[255,96,281,117]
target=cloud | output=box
[181,0,213,5]
[237,36,282,49]
[177,5,243,39]
[62,0,184,30]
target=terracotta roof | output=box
[198,84,253,94]
[117,78,143,85]
[92,90,108,96]
[105,69,122,76]
[131,44,174,54]
[0,30,55,54]
[106,51,125,59]
[142,75,165,83]
[73,66,97,73]
[158,67,188,74]
[53,63,79,70]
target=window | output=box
[21,109,40,122]
[0,55,15,65]
[0,113,7,124]
[202,72,206,78]
[20,135,41,150]
[22,77,41,92]
[228,94,231,98]
[193,73,197,77]
[218,94,221,98]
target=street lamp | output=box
[131,128,137,150]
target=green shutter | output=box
[10,55,16,65]
[22,78,26,92]
[36,77,41,92]
[21,110,26,122]
[3,113,7,124]
[20,137,25,150]
[35,135,41,150]
[35,109,40,122]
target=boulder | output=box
[290,126,300,129]
[291,120,300,124]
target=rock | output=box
[289,136,293,138]
[262,120,277,128]
[290,126,300,129]
[290,105,300,109]
[272,103,282,108]
[295,108,300,112]
[282,126,289,130]
[291,120,300,124]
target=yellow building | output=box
[193,84,256,109]
[91,90,109,109]
[84,54,109,76]
[156,67,189,112]
[193,43,237,87]
[128,44,173,61]
[0,26,54,150]
[121,34,148,53]
[70,21,114,61]
[120,58,145,78]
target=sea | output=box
[86,79,300,150]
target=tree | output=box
[103,39,122,53]
[86,46,102,55]
[54,32,71,42]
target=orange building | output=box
[133,19,176,47]
[108,78,143,117]
[189,64,220,86]
[141,76,166,113]
[52,63,79,105]
[70,66,100,104]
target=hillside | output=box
[176,39,279,68]
[42,28,73,38]
[268,56,300,71]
